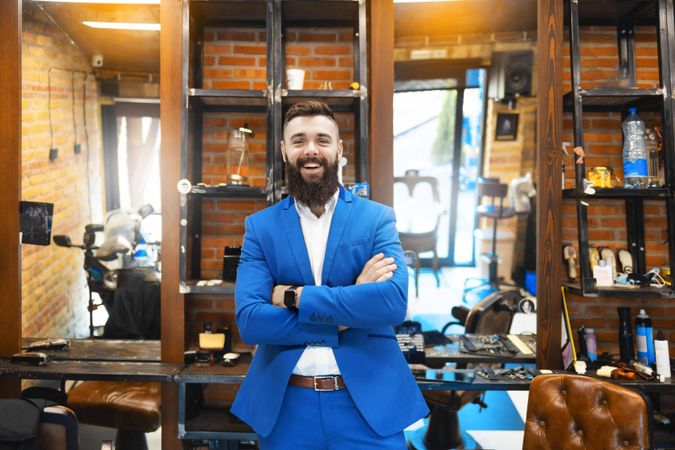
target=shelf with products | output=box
[179,280,236,295]
[562,88,664,112]
[562,187,668,200]
[563,281,674,298]
[563,0,675,298]
[190,185,267,200]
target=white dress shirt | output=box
[292,189,341,376]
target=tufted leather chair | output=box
[523,374,653,450]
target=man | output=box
[232,100,428,449]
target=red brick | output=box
[217,56,257,66]
[314,45,352,55]
[211,80,251,90]
[233,45,266,55]
[216,30,258,41]
[298,56,338,67]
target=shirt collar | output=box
[294,189,340,219]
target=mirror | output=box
[20,0,161,339]
[392,0,537,336]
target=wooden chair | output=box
[393,170,444,297]
[523,374,653,450]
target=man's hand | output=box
[356,253,397,284]
[271,285,303,308]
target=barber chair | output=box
[523,374,653,450]
[410,290,522,450]
[462,177,516,303]
[394,170,444,297]
[67,381,161,450]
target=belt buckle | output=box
[314,376,339,391]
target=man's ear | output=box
[338,139,344,158]
[280,141,287,163]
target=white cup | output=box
[286,69,305,90]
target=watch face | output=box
[284,288,297,309]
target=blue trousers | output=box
[258,385,407,450]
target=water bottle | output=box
[635,309,655,365]
[622,107,649,188]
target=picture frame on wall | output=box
[495,112,519,141]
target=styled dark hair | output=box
[282,100,338,135]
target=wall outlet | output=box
[49,148,58,161]
[74,143,81,154]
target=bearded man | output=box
[231,100,428,450]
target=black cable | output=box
[48,67,54,150]
[71,71,77,146]
[83,72,93,221]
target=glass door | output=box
[393,69,486,267]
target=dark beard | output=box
[286,156,340,208]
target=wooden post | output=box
[536,0,564,369]
[0,0,22,397]
[368,0,394,206]
[160,0,185,447]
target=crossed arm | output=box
[235,208,407,346]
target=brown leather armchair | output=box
[523,374,653,450]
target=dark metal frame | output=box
[566,0,675,297]
[178,0,368,290]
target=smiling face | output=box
[280,111,343,208]
[281,114,343,182]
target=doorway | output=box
[393,68,487,267]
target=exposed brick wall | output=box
[562,25,674,363]
[21,7,103,338]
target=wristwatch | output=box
[284,285,300,310]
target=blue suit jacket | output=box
[231,186,428,437]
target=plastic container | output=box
[618,307,634,363]
[635,309,655,365]
[622,107,649,188]
[584,328,598,362]
[655,330,671,381]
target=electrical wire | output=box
[48,67,54,151]
[72,71,78,146]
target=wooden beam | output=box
[368,0,394,206]
[0,0,22,397]
[160,0,184,447]
[536,0,563,369]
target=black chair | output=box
[463,177,516,303]
[394,170,444,297]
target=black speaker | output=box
[488,50,533,100]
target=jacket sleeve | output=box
[297,206,408,329]
[235,216,339,347]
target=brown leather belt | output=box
[289,374,346,391]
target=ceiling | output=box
[394,0,537,38]
[31,0,536,75]
[35,1,160,75]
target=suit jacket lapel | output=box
[322,187,353,284]
[282,196,315,286]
